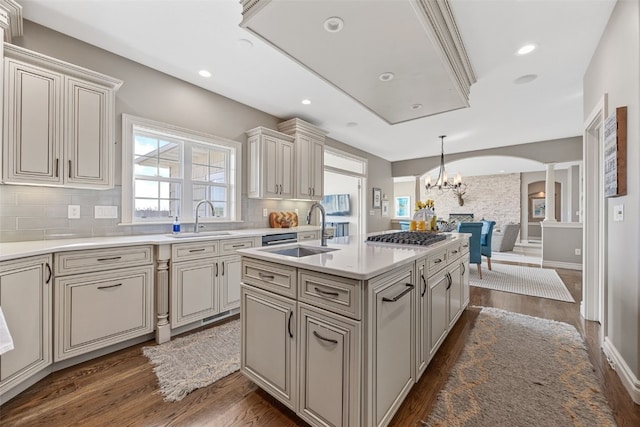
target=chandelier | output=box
[425,135,467,205]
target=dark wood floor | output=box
[2,262,639,426]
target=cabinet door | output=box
[219,255,241,312]
[65,77,112,188]
[429,270,448,358]
[462,259,470,307]
[295,134,313,199]
[310,137,324,200]
[3,59,63,185]
[298,304,360,427]
[448,265,463,327]
[0,255,52,394]
[278,139,294,199]
[55,265,154,361]
[262,135,280,198]
[171,258,218,328]
[371,267,415,427]
[415,257,429,378]
[241,285,297,410]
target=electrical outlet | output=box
[263,208,268,217]
[575,248,581,256]
[95,205,118,219]
[67,205,80,219]
[613,204,624,222]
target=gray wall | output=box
[0,20,395,241]
[541,225,582,265]
[584,0,640,380]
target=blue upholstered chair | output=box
[457,222,483,279]
[480,220,496,271]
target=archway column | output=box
[543,163,557,222]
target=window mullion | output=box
[182,142,193,221]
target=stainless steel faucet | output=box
[307,202,328,247]
[194,200,215,233]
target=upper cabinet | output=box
[2,44,123,189]
[246,126,295,199]
[277,118,326,201]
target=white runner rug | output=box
[470,263,575,302]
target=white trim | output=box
[540,222,583,229]
[602,337,640,404]
[541,260,582,271]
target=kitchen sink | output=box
[169,231,233,238]
[265,245,339,258]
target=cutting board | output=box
[269,211,298,228]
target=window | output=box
[122,115,241,224]
[395,196,411,218]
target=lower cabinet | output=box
[0,255,52,398]
[448,263,463,327]
[429,269,449,359]
[171,259,218,328]
[54,265,154,361]
[462,258,470,306]
[241,284,297,410]
[415,257,429,378]
[219,255,241,312]
[298,303,361,427]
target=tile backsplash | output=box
[0,184,315,242]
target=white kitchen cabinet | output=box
[369,266,416,427]
[2,44,122,189]
[448,264,463,327]
[246,126,295,199]
[241,284,297,410]
[298,303,360,427]
[171,258,218,328]
[428,268,449,359]
[219,254,241,312]
[297,230,319,242]
[278,118,327,201]
[0,255,52,398]
[462,258,470,307]
[415,256,429,378]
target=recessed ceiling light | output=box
[324,16,344,33]
[199,70,211,78]
[346,122,358,127]
[379,72,395,82]
[516,43,537,55]
[301,99,311,105]
[411,104,423,110]
[514,74,538,84]
[237,38,253,49]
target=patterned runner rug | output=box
[470,263,575,302]
[425,307,616,426]
[143,319,240,401]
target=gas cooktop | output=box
[366,231,447,246]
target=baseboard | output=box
[541,260,582,271]
[602,337,640,404]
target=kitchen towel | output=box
[0,307,14,355]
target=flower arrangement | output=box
[415,199,434,211]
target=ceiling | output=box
[19,0,616,169]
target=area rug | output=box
[143,319,240,402]
[424,307,616,426]
[470,263,575,302]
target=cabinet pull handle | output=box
[382,283,414,302]
[451,250,458,254]
[258,272,275,280]
[232,244,244,248]
[463,243,469,248]
[288,310,293,338]
[215,262,219,277]
[312,187,315,196]
[68,160,72,178]
[97,256,122,262]
[279,184,283,194]
[275,184,279,194]
[55,159,59,177]
[446,273,452,290]
[309,186,312,195]
[434,258,442,264]
[188,248,206,253]
[98,283,122,290]
[461,263,466,276]
[313,330,338,344]
[221,262,225,276]
[314,286,339,298]
[421,273,426,297]
[45,262,52,284]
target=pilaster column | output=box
[155,245,171,343]
[544,163,556,222]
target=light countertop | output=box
[238,232,468,280]
[0,226,321,262]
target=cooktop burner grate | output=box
[366,231,447,246]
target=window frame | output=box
[121,114,242,225]
[394,196,412,218]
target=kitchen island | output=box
[238,232,470,427]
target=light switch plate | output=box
[95,205,118,219]
[613,204,624,222]
[68,205,80,219]
[263,208,268,217]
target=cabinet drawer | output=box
[54,265,154,361]
[172,240,219,262]
[460,238,470,255]
[447,242,462,261]
[219,237,257,256]
[427,248,448,275]
[242,258,297,298]
[298,231,318,241]
[55,245,153,276]
[298,270,361,320]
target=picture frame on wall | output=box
[531,198,546,219]
[372,188,382,209]
[382,201,389,217]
